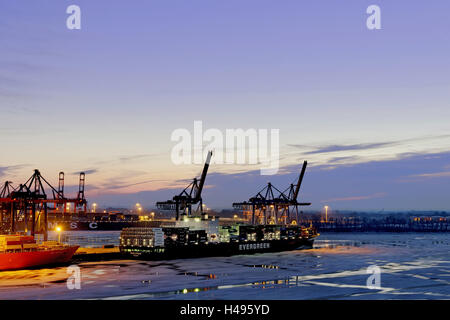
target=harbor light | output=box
[56,226,62,242]
[324,205,329,223]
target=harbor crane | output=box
[0,170,88,240]
[156,151,213,220]
[0,182,15,229]
[0,181,15,199]
[233,161,311,225]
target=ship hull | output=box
[0,246,79,271]
[120,238,315,260]
[50,221,163,231]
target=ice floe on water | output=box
[0,233,449,299]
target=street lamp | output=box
[92,203,97,213]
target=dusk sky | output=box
[1,1,450,211]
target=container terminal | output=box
[120,152,318,260]
[0,152,318,269]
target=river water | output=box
[0,232,448,299]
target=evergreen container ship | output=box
[119,153,319,260]
[119,216,318,260]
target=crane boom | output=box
[194,151,213,202]
[293,161,307,203]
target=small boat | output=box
[0,235,79,271]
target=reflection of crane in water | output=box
[233,161,311,225]
[157,151,213,220]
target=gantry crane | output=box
[0,181,15,231]
[0,170,88,239]
[233,161,311,225]
[156,151,213,220]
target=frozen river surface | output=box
[0,233,449,299]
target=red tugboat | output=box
[0,235,79,271]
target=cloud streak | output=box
[408,171,450,179]
[70,169,99,176]
[0,164,29,179]
[321,193,387,203]
[289,134,450,156]
[119,154,157,162]
[304,142,392,155]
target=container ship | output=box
[119,218,318,260]
[119,152,319,260]
[0,235,79,271]
[49,218,164,231]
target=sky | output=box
[1,1,450,211]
